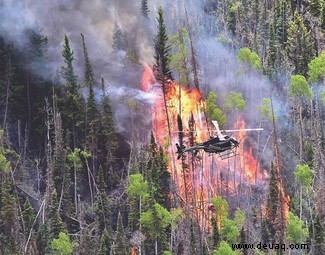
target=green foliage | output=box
[289,75,313,99]
[206,92,227,126]
[0,153,10,172]
[294,164,313,188]
[225,91,246,112]
[237,47,262,70]
[258,98,273,121]
[286,212,309,243]
[171,207,185,228]
[163,251,172,255]
[213,241,237,255]
[140,203,172,239]
[308,52,325,83]
[127,173,149,199]
[234,208,246,230]
[67,148,82,169]
[221,218,240,244]
[0,130,10,172]
[51,232,78,255]
[170,28,190,85]
[211,196,229,225]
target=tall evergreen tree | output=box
[112,22,127,51]
[99,78,117,189]
[48,190,65,238]
[114,212,128,255]
[98,228,111,255]
[153,7,173,141]
[61,35,78,92]
[141,0,150,18]
[287,11,315,76]
[94,165,111,236]
[60,35,85,149]
[36,223,52,255]
[81,33,100,179]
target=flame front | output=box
[141,65,273,224]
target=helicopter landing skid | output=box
[218,147,238,160]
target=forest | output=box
[0,0,325,254]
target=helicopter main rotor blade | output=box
[221,128,264,132]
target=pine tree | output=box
[153,7,173,142]
[287,11,315,76]
[211,216,220,249]
[99,78,117,189]
[313,213,325,254]
[94,166,111,236]
[81,33,100,181]
[22,198,35,237]
[61,35,78,92]
[141,0,150,18]
[36,223,52,255]
[60,35,85,149]
[98,228,111,255]
[0,178,21,254]
[48,190,65,238]
[112,22,127,51]
[153,7,172,83]
[114,212,128,255]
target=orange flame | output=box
[140,65,284,223]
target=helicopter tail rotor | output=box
[176,143,186,159]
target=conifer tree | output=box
[153,7,173,141]
[98,228,111,255]
[313,213,325,254]
[141,0,150,18]
[112,22,127,51]
[36,223,52,255]
[60,35,85,148]
[114,212,129,255]
[211,217,220,249]
[99,78,117,188]
[81,33,100,179]
[61,35,78,92]
[287,11,315,76]
[22,198,35,237]
[48,190,65,238]
[0,178,21,254]
[94,165,111,236]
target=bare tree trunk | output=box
[299,103,304,162]
[3,51,12,132]
[185,6,200,90]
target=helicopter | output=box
[176,121,263,160]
